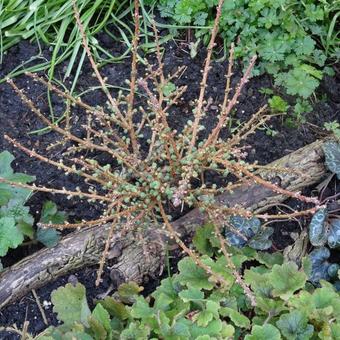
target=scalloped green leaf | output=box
[152,277,178,301]
[190,319,223,338]
[118,282,143,300]
[245,324,281,340]
[162,81,176,97]
[196,311,214,327]
[322,142,340,179]
[36,201,66,247]
[0,216,24,256]
[0,151,35,205]
[0,151,15,175]
[91,303,111,334]
[120,321,151,339]
[179,286,204,302]
[193,223,216,256]
[244,267,272,298]
[130,296,153,319]
[40,200,67,225]
[284,67,319,98]
[276,310,314,340]
[98,296,129,320]
[36,227,60,248]
[255,296,286,314]
[51,283,91,326]
[312,286,340,319]
[256,251,283,268]
[201,255,235,286]
[269,262,307,300]
[37,323,93,339]
[221,307,250,328]
[308,208,328,247]
[0,199,34,238]
[175,257,214,290]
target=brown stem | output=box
[189,0,225,150]
[126,0,141,155]
[204,55,257,147]
[72,0,129,129]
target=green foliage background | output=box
[157,0,339,100]
[38,224,340,339]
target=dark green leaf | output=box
[224,215,260,247]
[276,310,314,340]
[322,142,340,179]
[0,151,15,176]
[36,227,60,248]
[328,219,340,249]
[308,208,328,247]
[248,227,273,250]
[245,324,281,340]
[309,247,331,284]
[40,200,67,225]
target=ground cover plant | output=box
[0,150,65,269]
[4,224,340,339]
[0,0,339,337]
[156,0,340,120]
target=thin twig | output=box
[31,290,48,326]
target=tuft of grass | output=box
[0,1,150,84]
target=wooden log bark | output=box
[0,139,328,309]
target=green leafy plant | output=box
[0,150,66,266]
[36,201,65,247]
[158,0,339,113]
[324,121,340,140]
[0,150,35,257]
[29,224,340,339]
[268,95,289,113]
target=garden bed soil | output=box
[0,34,339,338]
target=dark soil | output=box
[0,32,339,338]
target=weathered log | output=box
[0,139,328,309]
